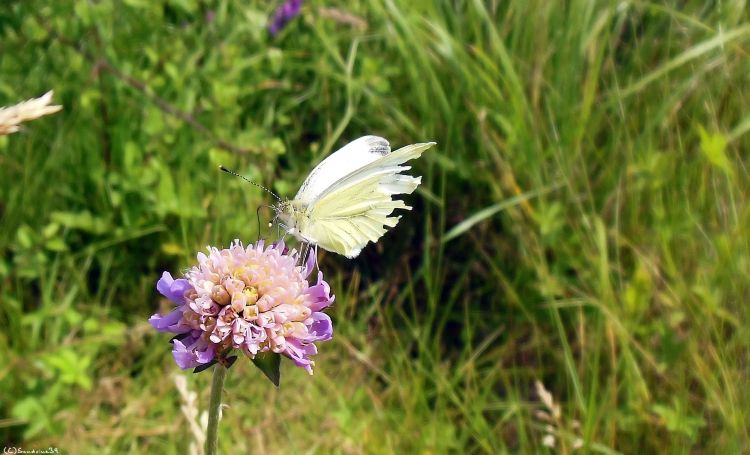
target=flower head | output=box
[268,0,303,36]
[150,240,334,374]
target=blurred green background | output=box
[2,0,750,453]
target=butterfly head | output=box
[273,200,299,236]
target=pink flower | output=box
[150,240,334,374]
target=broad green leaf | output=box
[44,238,68,252]
[698,125,734,179]
[161,242,185,256]
[252,351,281,387]
[51,211,112,235]
[143,106,165,136]
[11,397,50,438]
[16,225,35,249]
[652,400,706,440]
[41,222,60,239]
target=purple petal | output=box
[156,272,191,305]
[272,239,289,255]
[172,339,201,369]
[148,306,191,333]
[171,335,216,369]
[267,0,303,36]
[308,312,333,341]
[156,271,175,296]
[194,340,217,364]
[306,272,334,312]
[284,338,317,373]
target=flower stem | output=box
[205,363,228,455]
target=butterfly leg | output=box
[255,205,265,243]
[299,241,309,267]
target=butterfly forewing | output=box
[294,135,391,205]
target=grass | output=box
[1,0,750,453]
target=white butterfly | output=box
[275,135,436,258]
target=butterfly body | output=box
[275,136,435,258]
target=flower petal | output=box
[284,338,317,374]
[172,339,201,369]
[306,271,334,312]
[171,336,216,369]
[156,271,191,305]
[308,312,333,341]
[148,307,191,333]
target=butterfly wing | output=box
[295,142,436,258]
[294,136,391,205]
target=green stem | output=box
[205,363,228,455]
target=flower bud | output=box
[211,285,230,305]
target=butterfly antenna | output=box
[219,165,282,203]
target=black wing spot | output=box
[371,144,390,155]
[366,136,391,155]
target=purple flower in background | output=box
[268,0,303,36]
[149,240,334,373]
